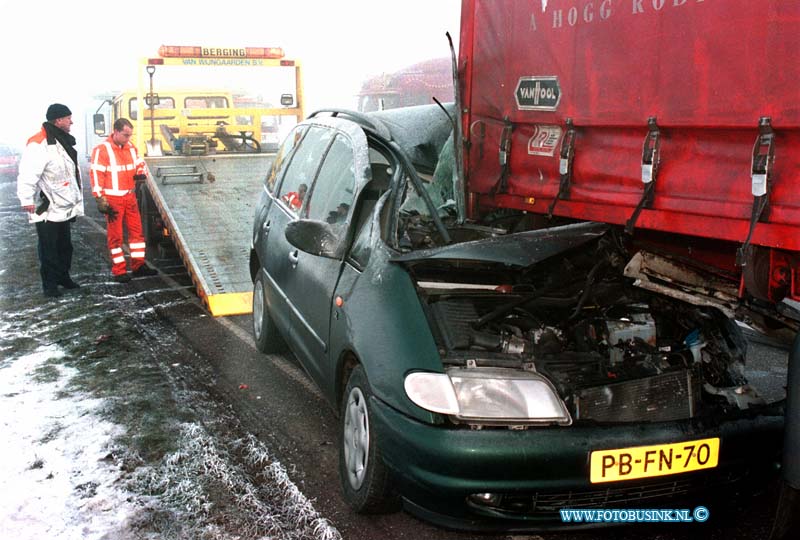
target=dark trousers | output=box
[35,220,73,292]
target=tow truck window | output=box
[184,96,230,121]
[184,96,229,109]
[129,97,176,121]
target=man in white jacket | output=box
[17,103,85,298]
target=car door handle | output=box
[262,219,271,234]
[288,249,299,268]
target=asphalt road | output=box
[2,169,790,540]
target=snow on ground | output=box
[0,339,342,540]
[0,344,137,540]
[1,179,342,538]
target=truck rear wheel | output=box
[136,182,163,247]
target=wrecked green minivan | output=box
[249,104,784,530]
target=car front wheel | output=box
[252,271,286,354]
[339,365,399,513]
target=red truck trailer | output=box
[458,0,798,535]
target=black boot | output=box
[132,265,157,277]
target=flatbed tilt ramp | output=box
[141,154,274,316]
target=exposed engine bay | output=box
[406,225,768,425]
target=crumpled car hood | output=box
[391,221,609,267]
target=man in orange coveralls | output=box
[90,118,158,283]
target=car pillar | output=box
[769,331,800,540]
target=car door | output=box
[260,126,335,340]
[282,125,371,384]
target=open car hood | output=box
[392,219,799,333]
[391,222,609,268]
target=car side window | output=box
[305,135,356,227]
[349,149,395,268]
[348,198,376,269]
[264,125,306,195]
[277,126,335,214]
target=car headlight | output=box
[404,367,572,426]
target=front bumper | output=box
[370,396,783,530]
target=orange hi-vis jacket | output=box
[283,191,303,210]
[89,136,146,198]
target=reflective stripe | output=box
[129,242,146,249]
[103,188,133,196]
[130,251,145,258]
[112,256,126,264]
[111,247,123,255]
[96,164,135,172]
[103,142,120,193]
[91,147,103,195]
[90,163,108,172]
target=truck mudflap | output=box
[770,332,800,540]
[459,0,800,263]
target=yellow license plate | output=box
[590,437,720,484]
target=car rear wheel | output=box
[339,365,399,513]
[252,271,286,354]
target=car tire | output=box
[339,365,400,514]
[252,271,287,354]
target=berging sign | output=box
[202,47,246,58]
[515,76,561,111]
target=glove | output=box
[95,196,119,223]
[134,161,148,184]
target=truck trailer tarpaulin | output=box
[459,0,799,256]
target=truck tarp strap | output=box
[738,117,775,267]
[547,118,575,219]
[489,117,514,196]
[625,117,660,235]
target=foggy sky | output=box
[0,0,460,149]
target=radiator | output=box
[574,369,700,422]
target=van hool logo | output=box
[515,76,561,111]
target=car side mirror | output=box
[285,219,343,259]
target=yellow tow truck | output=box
[93,45,305,316]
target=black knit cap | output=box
[46,103,72,121]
